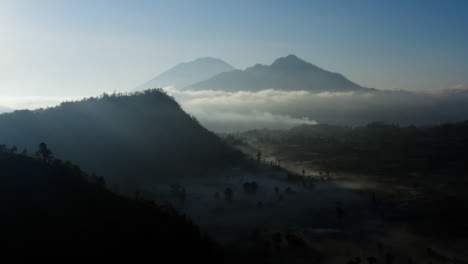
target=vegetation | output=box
[0,89,243,192]
[235,121,468,176]
[0,143,221,259]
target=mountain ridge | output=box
[184,54,375,93]
[0,89,243,191]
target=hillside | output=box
[135,57,235,91]
[0,148,221,259]
[185,55,375,93]
[0,89,243,191]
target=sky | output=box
[1,0,467,98]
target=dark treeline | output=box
[0,144,221,259]
[236,121,468,176]
[0,89,243,191]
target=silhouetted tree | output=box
[10,145,17,154]
[252,181,258,192]
[367,256,377,264]
[336,206,344,218]
[243,181,258,194]
[385,253,393,264]
[171,184,187,202]
[257,201,263,209]
[224,187,233,201]
[21,148,28,156]
[38,142,53,162]
[257,151,262,162]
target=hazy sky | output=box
[1,0,467,97]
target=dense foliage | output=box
[0,89,243,191]
[239,121,468,176]
[0,145,221,259]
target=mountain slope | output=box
[0,89,243,191]
[135,57,235,91]
[0,105,11,114]
[185,55,375,93]
[0,149,221,259]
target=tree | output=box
[171,184,187,202]
[257,151,262,162]
[38,142,53,162]
[257,201,263,209]
[251,181,258,193]
[243,181,259,194]
[224,187,233,201]
[10,145,17,154]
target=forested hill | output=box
[0,89,243,190]
[0,148,221,259]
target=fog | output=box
[145,166,384,245]
[165,86,468,132]
[2,87,468,133]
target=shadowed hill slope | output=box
[0,89,243,190]
[185,55,375,93]
[0,149,221,259]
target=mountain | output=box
[184,54,375,93]
[0,105,11,114]
[0,149,221,259]
[135,57,235,91]
[0,89,243,191]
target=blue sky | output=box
[1,0,467,96]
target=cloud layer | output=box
[166,87,468,132]
[1,88,468,133]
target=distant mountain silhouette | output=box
[0,149,221,259]
[0,89,243,191]
[0,105,11,114]
[184,55,375,92]
[134,57,235,91]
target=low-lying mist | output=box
[165,87,468,132]
[2,87,468,133]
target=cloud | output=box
[2,87,468,132]
[165,86,468,132]
[164,87,318,131]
